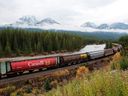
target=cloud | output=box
[0,0,127,25]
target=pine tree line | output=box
[0,29,87,57]
[0,28,114,57]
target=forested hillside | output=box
[47,30,126,40]
[0,29,103,57]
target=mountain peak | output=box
[110,22,128,29]
[97,24,109,29]
[37,18,60,26]
[42,17,56,21]
[81,22,97,28]
[19,15,37,21]
[16,15,38,26]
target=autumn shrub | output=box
[111,52,122,70]
[112,52,122,62]
[76,66,89,79]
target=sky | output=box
[0,0,128,25]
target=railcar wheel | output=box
[78,61,81,64]
[47,66,57,70]
[39,69,42,71]
[18,72,23,75]
[0,74,1,79]
[29,70,33,73]
[73,62,77,65]
[68,62,72,65]
[72,62,75,65]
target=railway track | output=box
[0,55,113,86]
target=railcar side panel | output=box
[62,54,81,62]
[11,57,57,71]
[61,53,88,63]
[88,50,104,59]
[104,49,114,56]
[112,47,119,53]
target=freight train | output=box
[0,44,122,79]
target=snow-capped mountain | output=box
[97,24,109,29]
[81,22,128,30]
[109,23,128,30]
[7,16,60,28]
[81,22,97,28]
[36,18,60,26]
[2,15,128,33]
[9,16,38,27]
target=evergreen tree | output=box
[4,41,12,56]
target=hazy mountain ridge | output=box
[2,16,128,33]
[81,22,128,30]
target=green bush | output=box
[44,79,52,91]
[111,56,128,70]
[119,57,128,70]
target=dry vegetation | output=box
[1,52,128,96]
[45,69,128,96]
[0,69,76,96]
[76,66,89,79]
[44,53,128,96]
